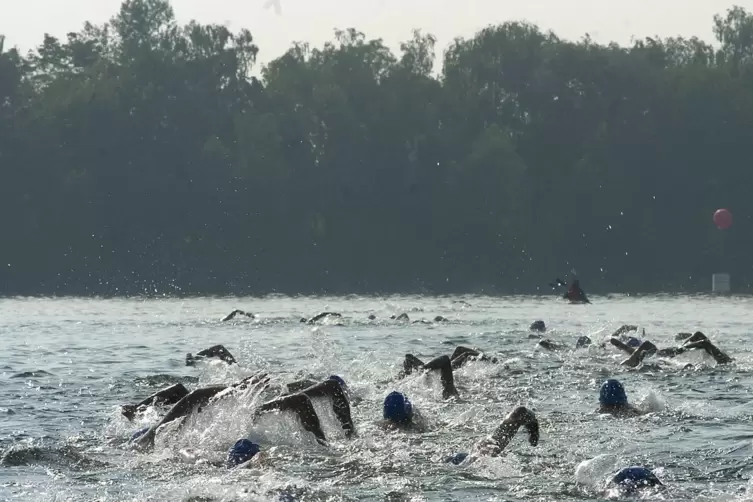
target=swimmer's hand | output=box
[489,406,539,454]
[236,450,271,469]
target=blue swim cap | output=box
[328,375,347,389]
[626,337,642,348]
[227,439,261,467]
[130,427,149,442]
[599,379,628,406]
[383,391,413,424]
[610,466,662,490]
[444,452,469,465]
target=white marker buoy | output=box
[712,273,731,294]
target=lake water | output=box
[2,295,753,501]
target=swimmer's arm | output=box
[422,355,459,399]
[620,341,657,368]
[156,386,227,425]
[306,312,342,324]
[189,344,237,365]
[449,351,476,369]
[222,309,254,322]
[537,339,563,351]
[490,406,539,454]
[301,379,355,437]
[609,338,635,355]
[229,373,270,393]
[122,383,190,420]
[286,379,319,394]
[133,385,228,449]
[400,354,425,378]
[683,339,732,364]
[612,325,638,338]
[258,394,327,444]
[450,346,481,362]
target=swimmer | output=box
[564,278,589,304]
[537,336,593,351]
[186,344,238,366]
[371,313,447,323]
[132,374,353,450]
[398,354,460,399]
[550,276,589,303]
[444,406,539,465]
[221,309,255,322]
[607,466,663,494]
[258,378,355,441]
[404,346,497,373]
[451,346,497,367]
[300,312,342,324]
[611,331,731,368]
[597,379,644,417]
[530,320,546,332]
[412,316,449,324]
[538,325,639,353]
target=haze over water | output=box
[2,295,753,501]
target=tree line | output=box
[1,0,752,297]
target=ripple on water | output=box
[0,295,750,500]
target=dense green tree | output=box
[0,1,751,296]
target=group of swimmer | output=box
[532,322,731,369]
[118,304,731,495]
[125,344,537,468]
[221,308,450,325]
[221,276,590,327]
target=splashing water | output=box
[1,295,752,500]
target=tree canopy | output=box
[1,0,751,296]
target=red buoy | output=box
[713,208,733,230]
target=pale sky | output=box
[2,0,751,68]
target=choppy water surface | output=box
[2,295,753,501]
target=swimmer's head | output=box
[328,375,347,389]
[444,452,469,465]
[383,391,413,424]
[576,335,592,349]
[227,439,261,468]
[130,427,149,442]
[626,337,642,348]
[609,466,662,491]
[530,320,546,332]
[599,379,628,406]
